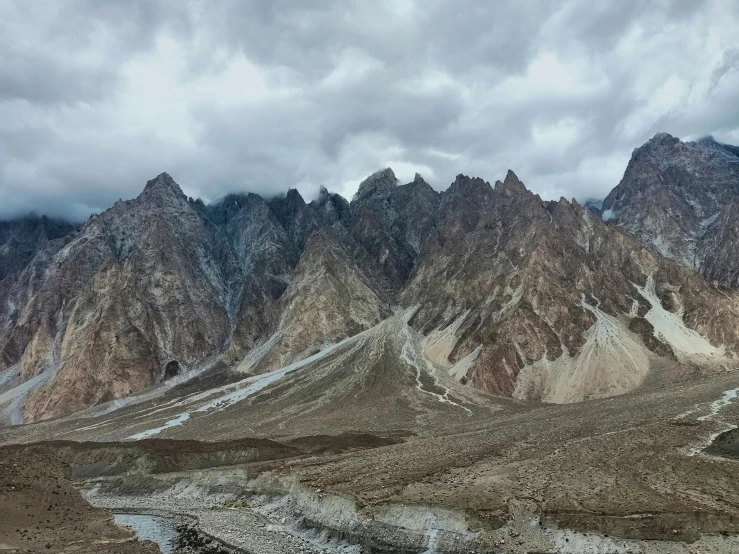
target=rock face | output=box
[4,174,234,420]
[2,150,739,422]
[241,226,392,374]
[348,169,440,289]
[603,133,739,285]
[0,215,76,280]
[405,171,738,401]
[584,199,603,215]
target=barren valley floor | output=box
[2,359,739,553]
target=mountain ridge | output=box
[603,132,739,285]
[1,134,738,423]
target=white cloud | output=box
[0,0,737,220]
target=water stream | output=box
[114,513,178,553]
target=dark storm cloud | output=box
[0,0,737,221]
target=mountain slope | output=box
[348,169,440,289]
[603,133,739,285]
[2,154,739,423]
[240,226,392,374]
[405,171,738,402]
[16,311,488,443]
[5,175,233,421]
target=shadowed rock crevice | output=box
[163,360,181,379]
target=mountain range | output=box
[1,132,738,425]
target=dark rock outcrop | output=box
[348,169,440,288]
[603,133,739,285]
[0,215,76,280]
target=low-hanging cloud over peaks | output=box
[1,0,738,221]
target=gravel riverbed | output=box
[90,494,365,554]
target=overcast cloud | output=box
[1,0,738,221]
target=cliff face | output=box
[0,216,76,281]
[2,174,233,420]
[2,145,739,422]
[347,169,440,289]
[602,133,739,285]
[404,170,738,402]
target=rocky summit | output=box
[603,133,739,285]
[2,134,739,553]
[2,139,739,423]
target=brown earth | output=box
[0,447,160,553]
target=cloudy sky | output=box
[1,0,738,221]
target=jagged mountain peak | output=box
[696,134,739,159]
[205,191,272,226]
[500,169,530,196]
[697,134,719,146]
[503,169,522,186]
[450,173,491,193]
[633,132,739,165]
[399,174,435,195]
[310,186,351,225]
[630,131,680,157]
[268,188,322,251]
[284,188,306,203]
[142,172,185,199]
[354,168,397,202]
[268,188,309,222]
[439,174,495,228]
[264,188,307,209]
[313,185,333,206]
[648,131,678,144]
[4,144,739,424]
[604,131,739,283]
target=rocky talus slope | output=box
[406,170,739,402]
[1,147,738,422]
